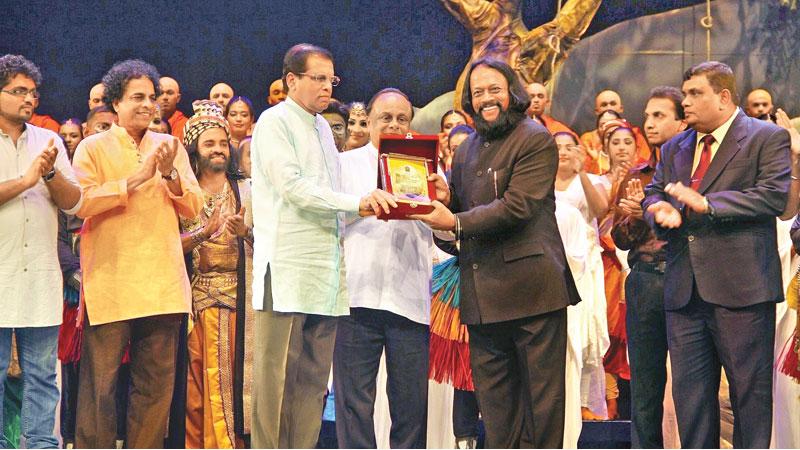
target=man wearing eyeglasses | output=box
[0,54,82,448]
[250,43,395,448]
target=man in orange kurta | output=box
[71,60,202,449]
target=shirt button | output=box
[472,263,479,270]
[23,268,27,272]
[688,235,695,242]
[24,244,27,248]
[476,170,483,177]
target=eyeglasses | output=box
[296,73,340,87]
[1,88,40,99]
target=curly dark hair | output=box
[101,59,161,109]
[0,54,42,88]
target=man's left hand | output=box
[224,206,249,237]
[156,138,179,176]
[40,138,58,174]
[665,181,707,213]
[409,200,456,231]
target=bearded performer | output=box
[179,101,255,448]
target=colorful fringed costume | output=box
[428,257,474,391]
[778,269,800,383]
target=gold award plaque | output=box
[386,154,431,203]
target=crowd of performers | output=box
[0,43,799,450]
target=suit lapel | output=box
[698,112,747,193]
[673,130,696,186]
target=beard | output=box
[198,152,228,173]
[473,102,526,141]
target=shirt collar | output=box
[110,122,149,145]
[0,123,27,140]
[697,107,740,146]
[285,96,318,127]
[365,141,379,162]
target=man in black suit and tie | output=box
[413,57,581,448]
[642,61,791,448]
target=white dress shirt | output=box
[0,124,81,327]
[692,108,741,173]
[250,97,360,316]
[339,142,433,325]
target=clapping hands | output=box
[22,138,58,188]
[618,178,644,219]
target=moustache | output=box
[479,102,502,112]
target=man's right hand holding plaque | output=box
[358,189,398,217]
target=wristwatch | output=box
[162,168,178,181]
[42,169,56,182]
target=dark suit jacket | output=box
[642,110,791,311]
[444,118,581,325]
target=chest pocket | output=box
[716,157,756,190]
[487,166,512,199]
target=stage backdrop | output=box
[1,0,707,123]
[550,0,800,133]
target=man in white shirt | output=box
[334,88,432,448]
[0,54,82,448]
[250,43,394,449]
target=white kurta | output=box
[0,124,81,327]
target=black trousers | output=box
[333,308,429,449]
[625,264,668,448]
[452,388,479,439]
[667,290,775,449]
[468,308,567,449]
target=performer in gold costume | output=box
[179,101,254,448]
[442,0,602,108]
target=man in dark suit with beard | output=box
[643,61,791,448]
[413,57,580,448]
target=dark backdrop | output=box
[2,0,705,122]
